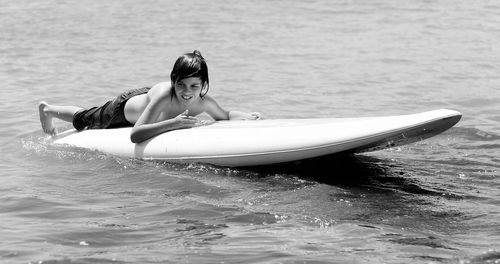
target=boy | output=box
[39,50,261,143]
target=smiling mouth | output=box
[181,95,193,100]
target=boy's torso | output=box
[123,83,207,124]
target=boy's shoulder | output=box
[152,81,171,90]
[200,95,222,109]
[150,82,172,98]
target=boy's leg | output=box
[38,101,83,135]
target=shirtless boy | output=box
[39,50,261,143]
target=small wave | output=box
[455,143,500,150]
[27,257,125,264]
[19,132,112,162]
[450,127,500,141]
[21,134,93,165]
[386,234,457,250]
[459,250,500,264]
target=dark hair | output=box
[170,50,209,97]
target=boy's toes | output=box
[39,101,57,135]
[44,127,58,135]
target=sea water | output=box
[1,0,499,263]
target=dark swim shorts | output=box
[72,87,151,130]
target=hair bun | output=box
[192,50,204,59]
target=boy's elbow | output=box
[130,134,141,144]
[130,130,144,144]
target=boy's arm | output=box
[203,96,262,121]
[130,88,197,143]
[202,96,230,120]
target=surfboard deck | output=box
[52,109,461,167]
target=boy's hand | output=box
[248,112,263,120]
[174,110,198,129]
[229,111,263,120]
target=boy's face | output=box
[174,77,203,106]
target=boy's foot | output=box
[38,101,58,135]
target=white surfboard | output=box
[52,109,461,167]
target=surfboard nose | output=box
[438,109,462,126]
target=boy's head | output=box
[170,50,209,95]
